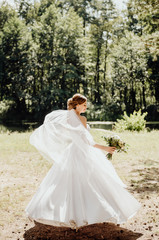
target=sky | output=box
[0,0,127,10]
[113,0,127,10]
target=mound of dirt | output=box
[23,221,142,240]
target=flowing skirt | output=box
[26,143,141,228]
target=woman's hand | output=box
[105,146,116,154]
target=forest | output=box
[0,0,159,122]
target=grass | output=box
[0,131,51,235]
[0,129,159,239]
[92,129,159,189]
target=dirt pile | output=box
[23,221,142,240]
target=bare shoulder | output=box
[79,115,87,128]
[79,115,87,122]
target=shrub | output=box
[114,109,148,132]
[0,100,15,121]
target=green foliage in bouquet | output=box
[103,135,128,160]
[114,110,147,132]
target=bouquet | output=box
[102,134,128,160]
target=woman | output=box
[26,93,141,229]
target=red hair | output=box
[67,93,87,110]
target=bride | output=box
[25,93,141,229]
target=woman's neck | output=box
[74,109,81,116]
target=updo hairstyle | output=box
[67,93,87,110]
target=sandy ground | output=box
[1,164,159,240]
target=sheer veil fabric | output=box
[26,109,141,228]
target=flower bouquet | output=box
[102,134,128,160]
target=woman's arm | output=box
[93,144,116,154]
[83,117,115,153]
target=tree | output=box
[133,0,159,34]
[0,3,16,101]
[2,15,32,117]
[0,0,158,122]
[125,0,159,107]
[110,31,150,113]
[27,4,85,118]
[85,0,117,105]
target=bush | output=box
[114,109,148,132]
[0,100,15,121]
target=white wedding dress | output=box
[25,109,141,228]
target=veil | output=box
[30,109,96,164]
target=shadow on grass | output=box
[129,167,159,194]
[23,221,143,240]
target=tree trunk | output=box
[142,80,146,108]
[94,31,102,104]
